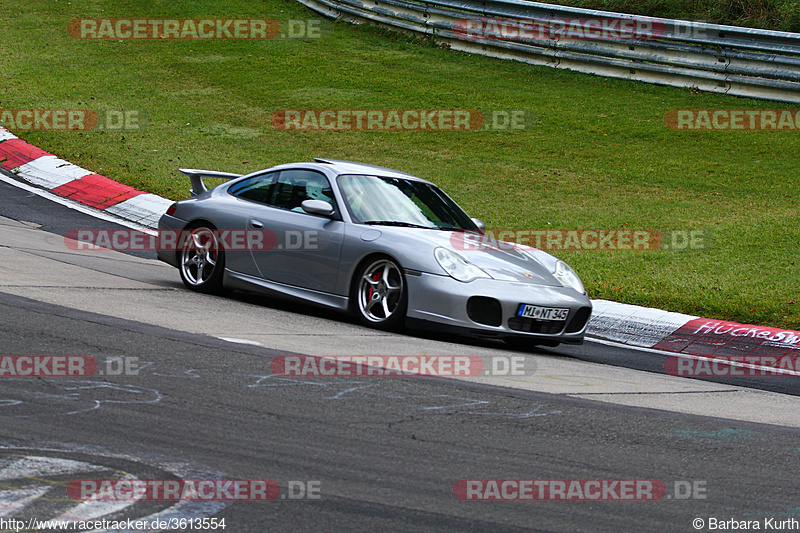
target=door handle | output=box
[250,219,264,229]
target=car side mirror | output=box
[302,199,335,217]
[471,218,486,233]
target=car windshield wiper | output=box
[364,220,437,229]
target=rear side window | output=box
[270,170,335,212]
[228,172,277,204]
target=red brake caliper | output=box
[368,271,381,299]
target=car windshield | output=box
[338,174,479,231]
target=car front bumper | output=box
[404,272,592,344]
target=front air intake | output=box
[467,296,502,327]
[565,307,592,333]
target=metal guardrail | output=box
[295,0,800,103]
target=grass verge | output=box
[548,0,800,32]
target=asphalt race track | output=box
[1,178,799,532]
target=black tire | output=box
[178,224,226,294]
[352,256,408,331]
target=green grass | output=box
[1,0,798,329]
[549,0,800,32]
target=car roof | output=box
[233,159,435,185]
[312,159,432,183]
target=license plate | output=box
[516,304,569,321]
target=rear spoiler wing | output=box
[179,168,243,196]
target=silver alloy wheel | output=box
[180,228,220,287]
[357,258,404,324]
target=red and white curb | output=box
[590,299,800,371]
[2,127,799,369]
[0,127,171,228]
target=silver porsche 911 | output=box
[157,159,592,346]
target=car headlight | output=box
[553,260,585,294]
[435,247,492,282]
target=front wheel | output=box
[179,225,226,294]
[353,256,408,331]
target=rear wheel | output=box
[353,256,407,331]
[179,224,226,294]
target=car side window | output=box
[228,172,277,204]
[269,170,335,213]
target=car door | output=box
[244,169,345,294]
[221,171,280,277]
